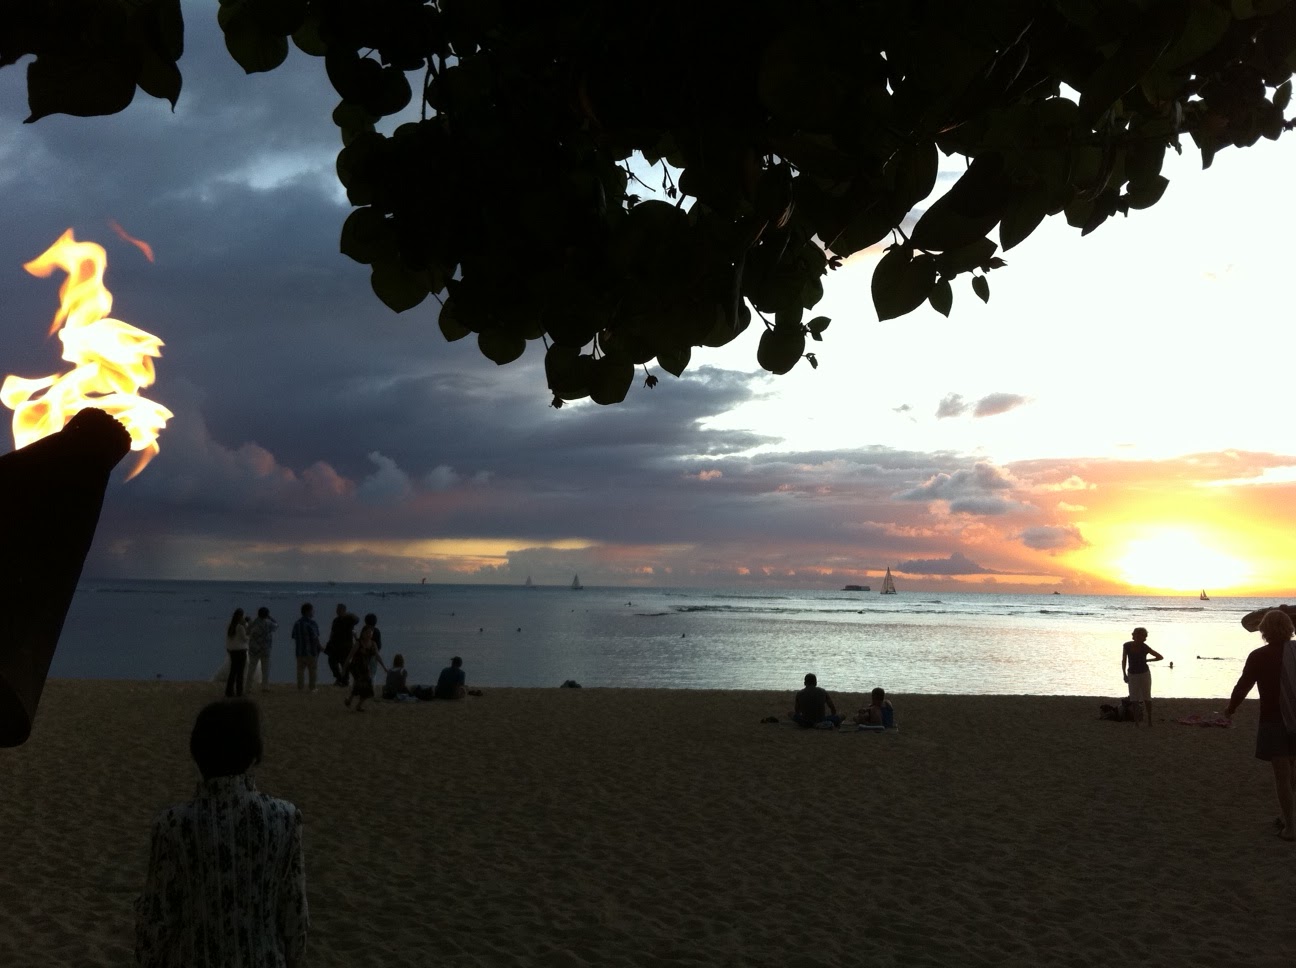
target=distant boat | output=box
[524,575,534,588]
[1200,589,1209,601]
[420,577,426,585]
[880,568,897,595]
[571,574,583,590]
[842,584,871,592]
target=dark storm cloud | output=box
[895,552,999,576]
[1018,525,1087,552]
[898,462,1015,501]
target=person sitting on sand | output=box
[382,653,411,700]
[435,655,467,700]
[790,673,843,728]
[135,699,308,967]
[1223,608,1296,841]
[1121,627,1164,726]
[855,687,895,727]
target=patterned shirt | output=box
[135,774,308,968]
[248,617,278,657]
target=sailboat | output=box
[524,575,534,588]
[880,567,897,595]
[1200,589,1209,601]
[571,574,583,590]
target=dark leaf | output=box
[872,249,937,321]
[589,356,634,405]
[371,261,429,313]
[995,198,1047,251]
[438,300,470,342]
[929,279,953,317]
[1126,174,1169,210]
[479,330,527,366]
[757,327,806,375]
[340,207,394,264]
[657,346,691,377]
[972,275,990,303]
[25,54,137,122]
[136,49,182,109]
[934,237,997,276]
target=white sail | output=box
[880,567,897,595]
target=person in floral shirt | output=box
[135,699,308,967]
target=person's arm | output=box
[134,820,172,968]
[1121,644,1128,681]
[1147,647,1164,662]
[825,691,837,715]
[277,808,309,968]
[1223,654,1260,717]
[341,643,358,669]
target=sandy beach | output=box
[2,681,1294,967]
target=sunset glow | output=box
[1112,528,1252,593]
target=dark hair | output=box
[871,687,886,701]
[256,606,270,619]
[227,608,245,638]
[393,653,405,667]
[190,700,263,779]
[804,673,817,686]
[300,602,313,616]
[1133,627,1148,637]
[364,613,377,626]
[451,656,463,667]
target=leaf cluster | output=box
[7,1,1296,405]
[2,0,183,120]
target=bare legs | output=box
[1274,757,1296,840]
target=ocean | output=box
[51,580,1282,700]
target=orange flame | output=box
[1,229,173,478]
[109,219,155,263]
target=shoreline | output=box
[3,681,1291,967]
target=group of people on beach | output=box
[788,674,895,729]
[1113,615,1296,840]
[141,603,1296,966]
[223,601,470,711]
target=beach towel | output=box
[1281,640,1296,733]
[1175,713,1232,728]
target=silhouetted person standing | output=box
[291,603,322,692]
[325,604,358,687]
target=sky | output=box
[2,4,1295,595]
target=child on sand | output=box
[382,654,410,700]
[855,687,895,727]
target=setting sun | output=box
[1113,529,1251,593]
